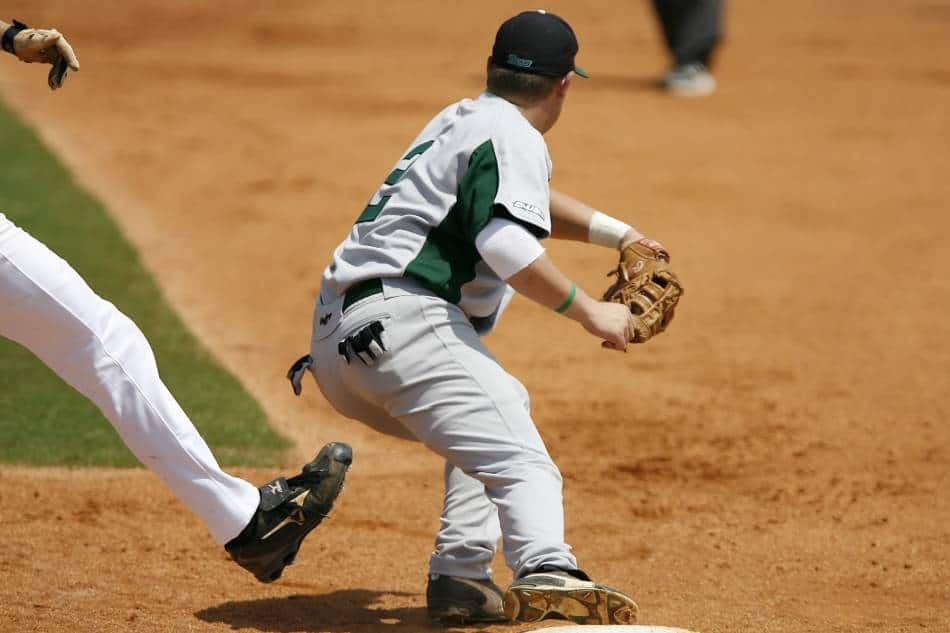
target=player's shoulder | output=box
[465,93,546,154]
[420,93,547,167]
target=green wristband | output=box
[555,283,577,314]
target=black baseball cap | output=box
[491,10,589,79]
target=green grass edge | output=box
[0,98,291,467]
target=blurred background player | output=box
[651,0,724,96]
[0,17,351,584]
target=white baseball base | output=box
[525,627,698,633]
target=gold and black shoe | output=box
[225,441,352,583]
[504,569,639,625]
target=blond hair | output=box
[486,64,561,105]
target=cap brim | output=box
[574,65,590,79]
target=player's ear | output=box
[556,74,572,98]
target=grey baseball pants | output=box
[310,277,578,579]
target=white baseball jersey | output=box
[309,93,579,580]
[321,92,553,325]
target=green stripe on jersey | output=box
[406,140,499,303]
[385,140,435,185]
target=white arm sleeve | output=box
[475,217,545,281]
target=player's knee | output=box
[494,450,562,486]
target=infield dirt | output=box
[1,1,948,632]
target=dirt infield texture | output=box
[1,1,948,632]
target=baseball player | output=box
[0,18,350,584]
[292,10,675,625]
[652,0,723,96]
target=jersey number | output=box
[356,140,434,223]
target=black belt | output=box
[342,278,383,312]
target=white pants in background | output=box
[311,277,578,580]
[0,213,258,544]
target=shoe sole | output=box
[304,442,353,508]
[503,584,640,625]
[300,440,352,527]
[266,442,352,582]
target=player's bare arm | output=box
[1,18,79,89]
[550,189,649,250]
[546,189,683,344]
[506,250,636,351]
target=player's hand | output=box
[574,298,637,352]
[12,26,79,90]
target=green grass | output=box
[0,99,290,467]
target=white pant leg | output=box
[0,215,258,544]
[429,462,502,580]
[312,287,578,577]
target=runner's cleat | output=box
[225,442,352,582]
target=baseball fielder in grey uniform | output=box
[293,10,666,626]
[1,18,351,585]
